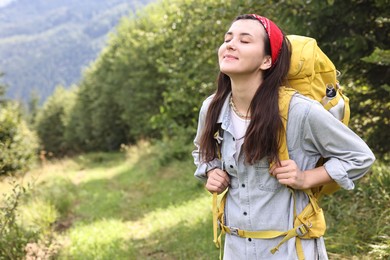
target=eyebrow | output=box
[225,32,253,37]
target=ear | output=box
[259,55,272,70]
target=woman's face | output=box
[218,19,271,77]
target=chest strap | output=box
[212,188,318,260]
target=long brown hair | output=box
[199,14,291,164]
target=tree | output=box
[0,72,38,175]
[47,0,388,157]
[35,86,76,156]
[0,72,7,105]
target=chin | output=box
[220,69,240,77]
[220,66,236,75]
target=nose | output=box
[226,40,236,50]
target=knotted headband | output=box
[250,14,283,66]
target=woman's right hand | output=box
[205,168,230,194]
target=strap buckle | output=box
[229,226,239,236]
[296,224,309,237]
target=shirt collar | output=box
[217,92,232,131]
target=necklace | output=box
[229,96,250,119]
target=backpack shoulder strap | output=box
[278,87,341,198]
[276,87,297,163]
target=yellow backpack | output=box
[212,35,351,260]
[286,34,350,126]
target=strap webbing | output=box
[213,192,227,259]
[212,192,221,248]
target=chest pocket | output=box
[255,161,283,192]
[230,175,239,189]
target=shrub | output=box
[0,178,63,259]
[0,180,39,259]
[0,103,38,176]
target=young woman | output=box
[192,14,375,259]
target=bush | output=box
[0,179,62,259]
[0,103,38,176]
[0,180,39,259]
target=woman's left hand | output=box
[270,159,306,189]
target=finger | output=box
[270,160,291,175]
[208,175,229,189]
[214,175,230,188]
[214,169,228,178]
[205,184,220,193]
[212,170,230,184]
[277,160,296,171]
[275,172,290,180]
[205,181,221,192]
[210,171,227,182]
[269,164,277,173]
[206,182,227,194]
[279,159,292,166]
[272,166,289,177]
[208,169,224,179]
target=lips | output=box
[224,54,238,60]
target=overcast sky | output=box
[0,0,16,8]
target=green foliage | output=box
[36,0,387,158]
[0,180,39,259]
[22,177,77,229]
[0,72,7,104]
[67,2,181,151]
[274,0,389,157]
[66,0,282,151]
[362,48,390,66]
[35,85,77,156]
[0,103,38,176]
[66,49,135,152]
[0,178,63,259]
[323,159,390,257]
[26,90,41,126]
[349,82,390,156]
[148,0,280,139]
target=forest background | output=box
[0,0,389,259]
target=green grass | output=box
[322,159,390,259]
[1,142,219,259]
[1,141,388,259]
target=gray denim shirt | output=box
[193,92,375,260]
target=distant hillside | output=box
[0,0,152,104]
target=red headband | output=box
[250,14,283,66]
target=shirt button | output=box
[241,184,245,188]
[232,137,235,141]
[230,165,234,169]
[243,212,247,216]
[248,238,252,242]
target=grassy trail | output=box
[1,143,219,259]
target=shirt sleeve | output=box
[192,95,221,182]
[302,101,375,190]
